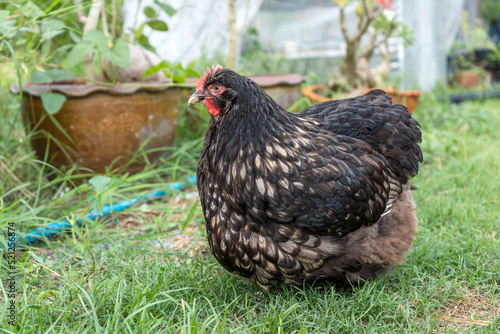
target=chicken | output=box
[188,65,422,291]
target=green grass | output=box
[1,68,500,333]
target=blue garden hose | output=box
[11,176,197,246]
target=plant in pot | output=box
[448,10,496,86]
[486,42,500,82]
[302,0,421,111]
[449,52,483,89]
[8,0,195,176]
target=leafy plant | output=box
[28,69,75,114]
[0,1,76,86]
[451,53,476,72]
[65,29,130,76]
[129,0,177,53]
[482,0,500,25]
[451,10,493,54]
[487,42,500,64]
[2,0,196,116]
[331,0,414,91]
[143,59,199,84]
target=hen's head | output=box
[188,65,243,116]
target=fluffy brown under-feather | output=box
[313,183,419,287]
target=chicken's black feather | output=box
[195,68,422,290]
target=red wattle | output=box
[204,99,220,116]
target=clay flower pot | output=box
[301,84,331,104]
[11,82,181,173]
[453,71,480,89]
[370,88,423,112]
[303,84,422,112]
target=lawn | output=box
[1,74,500,332]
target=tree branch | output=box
[83,0,103,34]
[73,0,86,25]
[359,20,395,62]
[131,0,142,33]
[228,0,237,68]
[361,26,378,60]
[339,3,352,44]
[356,0,384,40]
[111,0,117,38]
[101,0,109,37]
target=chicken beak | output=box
[188,91,206,105]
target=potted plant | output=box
[449,52,483,88]
[485,42,500,82]
[7,0,195,174]
[447,10,497,87]
[302,0,421,111]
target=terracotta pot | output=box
[301,84,330,104]
[366,88,423,112]
[11,82,181,173]
[453,71,480,89]
[303,84,422,112]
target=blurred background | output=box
[122,0,500,91]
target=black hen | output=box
[189,65,422,291]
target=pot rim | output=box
[10,81,190,97]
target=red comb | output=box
[196,64,224,91]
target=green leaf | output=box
[85,29,109,51]
[37,290,58,300]
[104,38,130,69]
[108,177,130,189]
[0,10,9,23]
[89,175,112,193]
[69,30,82,43]
[136,34,156,53]
[27,251,47,265]
[185,68,199,77]
[173,73,186,83]
[143,6,157,18]
[30,71,53,84]
[46,69,75,82]
[173,68,188,83]
[21,1,43,18]
[2,41,22,101]
[142,60,169,81]
[134,21,147,40]
[86,192,103,216]
[181,200,199,230]
[41,19,65,40]
[0,18,15,36]
[65,42,93,69]
[40,92,66,115]
[147,20,168,32]
[154,0,177,16]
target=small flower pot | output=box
[376,88,422,112]
[301,84,331,104]
[11,82,181,173]
[453,71,481,89]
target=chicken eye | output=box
[209,84,225,94]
